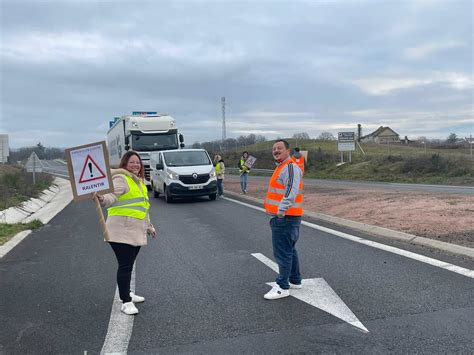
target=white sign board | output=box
[338,132,355,152]
[244,155,257,169]
[338,142,356,152]
[25,151,43,172]
[0,134,8,163]
[65,141,113,201]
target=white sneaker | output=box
[130,292,145,303]
[121,301,139,315]
[289,282,302,289]
[264,284,290,300]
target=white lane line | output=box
[224,197,474,279]
[100,265,137,355]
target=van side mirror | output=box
[155,163,163,170]
[125,136,130,145]
[179,134,184,143]
[180,143,185,148]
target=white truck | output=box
[107,112,184,183]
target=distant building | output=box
[0,134,8,163]
[360,126,400,143]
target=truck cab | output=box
[107,112,184,184]
[150,149,217,203]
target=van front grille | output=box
[179,174,209,184]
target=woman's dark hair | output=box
[119,151,145,180]
[242,151,249,156]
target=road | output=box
[40,160,473,194]
[1,193,473,353]
[225,171,474,195]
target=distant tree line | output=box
[8,142,64,163]
[191,133,267,151]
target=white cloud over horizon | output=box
[0,0,472,148]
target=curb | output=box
[0,177,73,259]
[224,191,474,259]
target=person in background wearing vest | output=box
[214,154,225,197]
[263,139,303,300]
[94,151,156,315]
[291,147,305,174]
[238,151,250,194]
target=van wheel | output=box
[209,193,217,201]
[165,186,173,203]
[153,186,160,198]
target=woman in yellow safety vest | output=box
[214,154,225,197]
[94,151,155,315]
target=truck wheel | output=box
[165,186,173,203]
[209,193,217,201]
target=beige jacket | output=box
[100,168,155,246]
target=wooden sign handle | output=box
[94,195,110,241]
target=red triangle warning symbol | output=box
[79,155,107,183]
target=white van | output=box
[150,149,217,203]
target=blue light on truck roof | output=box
[132,111,157,116]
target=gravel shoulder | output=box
[223,176,474,248]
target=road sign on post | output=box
[65,141,114,241]
[26,151,43,184]
[338,132,355,163]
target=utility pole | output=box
[221,97,226,147]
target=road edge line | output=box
[223,191,474,259]
[223,195,474,279]
[0,230,32,258]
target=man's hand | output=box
[277,212,285,218]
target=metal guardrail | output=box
[226,167,273,174]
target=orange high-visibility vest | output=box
[264,159,303,216]
[291,155,305,174]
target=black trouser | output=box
[109,242,141,303]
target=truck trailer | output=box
[107,112,184,183]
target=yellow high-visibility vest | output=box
[107,175,150,219]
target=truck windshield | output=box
[131,132,178,151]
[163,151,211,167]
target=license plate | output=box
[189,185,203,190]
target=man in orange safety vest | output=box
[291,147,305,174]
[263,139,303,300]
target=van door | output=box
[155,152,165,193]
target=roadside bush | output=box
[0,166,53,210]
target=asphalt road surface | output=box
[41,159,474,194]
[1,193,473,353]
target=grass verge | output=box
[0,220,43,246]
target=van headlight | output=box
[167,170,179,180]
[209,170,216,178]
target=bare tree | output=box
[446,133,458,144]
[293,132,310,140]
[317,132,335,140]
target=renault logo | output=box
[192,173,198,179]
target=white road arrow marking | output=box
[252,252,369,333]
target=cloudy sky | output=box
[1,0,472,148]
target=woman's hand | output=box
[93,192,104,203]
[147,224,157,239]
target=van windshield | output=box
[163,151,211,167]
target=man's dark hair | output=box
[294,147,300,152]
[274,139,290,149]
